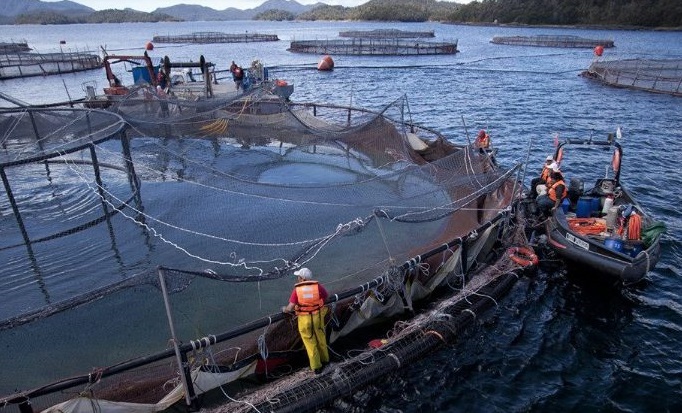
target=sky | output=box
[45,0,468,14]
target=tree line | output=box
[12,9,178,24]
[10,0,682,28]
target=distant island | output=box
[1,0,680,29]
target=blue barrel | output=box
[576,197,593,218]
[561,198,570,214]
[604,238,624,253]
[591,197,601,212]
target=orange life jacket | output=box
[476,134,490,149]
[548,179,566,202]
[295,281,324,315]
[540,165,552,182]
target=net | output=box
[0,94,521,412]
[582,58,682,96]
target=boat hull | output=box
[546,215,660,286]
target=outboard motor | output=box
[568,177,584,207]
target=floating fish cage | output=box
[338,29,435,39]
[0,50,101,79]
[0,42,31,53]
[581,58,682,96]
[0,96,522,413]
[491,35,614,48]
[288,38,458,55]
[152,31,279,44]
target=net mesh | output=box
[0,94,521,412]
[583,58,682,96]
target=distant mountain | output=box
[155,0,321,21]
[0,0,321,23]
[153,4,240,21]
[3,0,93,17]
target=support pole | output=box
[1,167,31,246]
[157,267,196,408]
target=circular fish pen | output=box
[151,32,279,44]
[0,50,102,80]
[581,58,682,96]
[491,35,614,48]
[0,96,522,413]
[288,39,458,55]
[338,29,435,39]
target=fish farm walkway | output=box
[152,31,279,44]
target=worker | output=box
[529,155,555,199]
[536,164,566,215]
[474,129,491,152]
[282,267,330,374]
[157,69,169,91]
[111,74,122,87]
[233,66,244,90]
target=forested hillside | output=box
[448,0,681,27]
[298,0,680,27]
[4,0,681,27]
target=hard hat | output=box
[294,268,313,279]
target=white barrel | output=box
[601,195,614,214]
[605,206,619,229]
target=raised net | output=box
[582,58,682,96]
[0,94,521,412]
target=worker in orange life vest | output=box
[475,129,491,152]
[536,164,566,215]
[282,267,330,374]
[529,155,554,199]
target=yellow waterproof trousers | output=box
[297,307,329,370]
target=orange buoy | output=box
[368,338,388,349]
[594,45,604,56]
[507,246,539,268]
[317,55,334,71]
[145,41,154,51]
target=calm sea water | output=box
[1,21,681,412]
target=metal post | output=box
[460,240,468,275]
[157,267,196,408]
[1,166,31,246]
[89,144,110,216]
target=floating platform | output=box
[491,35,614,48]
[152,31,279,44]
[0,50,101,80]
[288,38,458,55]
[339,29,435,39]
[581,58,682,97]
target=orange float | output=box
[145,41,154,51]
[568,218,607,236]
[507,246,539,268]
[317,55,334,71]
[594,45,604,56]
